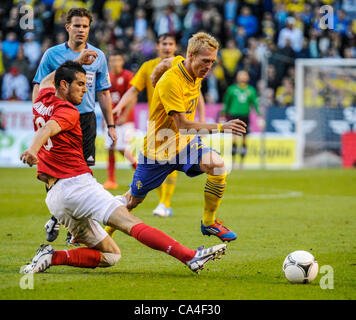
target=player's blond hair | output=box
[187,32,219,56]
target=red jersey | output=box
[110,69,134,123]
[33,88,92,179]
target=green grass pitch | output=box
[0,167,355,300]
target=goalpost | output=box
[295,58,356,168]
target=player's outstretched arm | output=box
[116,95,137,126]
[112,86,139,115]
[20,120,62,166]
[39,71,56,90]
[151,57,175,88]
[170,111,247,136]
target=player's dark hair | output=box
[157,33,176,43]
[54,61,86,89]
[66,8,93,25]
[109,49,126,57]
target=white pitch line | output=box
[234,191,303,200]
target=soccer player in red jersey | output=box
[103,51,137,190]
[20,58,226,274]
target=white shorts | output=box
[104,122,135,151]
[45,173,126,248]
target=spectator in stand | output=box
[140,28,156,60]
[55,32,67,45]
[326,47,342,59]
[224,20,237,43]
[334,10,350,35]
[154,5,181,36]
[297,38,311,58]
[344,47,355,58]
[134,8,148,40]
[1,32,20,61]
[224,0,238,22]
[238,53,260,88]
[221,38,242,85]
[1,6,21,36]
[117,2,133,30]
[274,2,288,30]
[204,68,220,104]
[266,64,279,92]
[23,32,42,70]
[235,26,247,51]
[181,2,203,46]
[202,4,223,40]
[308,28,319,58]
[40,37,53,58]
[237,6,258,37]
[244,0,261,17]
[275,77,294,108]
[271,38,295,81]
[342,0,356,18]
[103,0,124,21]
[261,11,275,41]
[12,45,32,82]
[1,66,29,101]
[277,16,303,53]
[300,2,313,26]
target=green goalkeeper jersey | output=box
[223,84,261,116]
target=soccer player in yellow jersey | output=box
[109,33,205,219]
[122,32,246,242]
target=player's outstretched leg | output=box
[153,171,177,217]
[128,222,226,273]
[106,200,227,273]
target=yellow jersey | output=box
[130,55,184,113]
[144,61,202,161]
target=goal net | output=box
[295,58,356,168]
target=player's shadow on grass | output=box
[47,269,222,278]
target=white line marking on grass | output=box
[235,191,303,200]
[177,187,304,201]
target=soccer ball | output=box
[283,250,319,284]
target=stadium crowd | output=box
[0,0,355,108]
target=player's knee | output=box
[208,159,225,176]
[201,152,225,175]
[127,195,144,211]
[101,252,121,267]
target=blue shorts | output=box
[130,136,214,197]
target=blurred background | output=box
[0,0,356,169]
